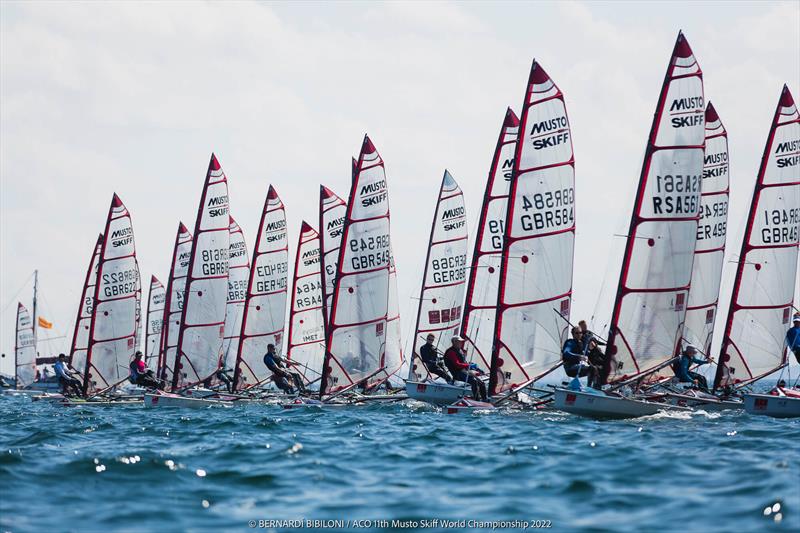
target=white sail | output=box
[14,303,36,388]
[144,275,165,368]
[409,171,468,380]
[683,103,729,356]
[715,86,800,388]
[83,193,139,394]
[491,61,577,394]
[605,32,704,383]
[134,260,142,353]
[69,234,103,376]
[221,216,250,371]
[172,155,231,389]
[384,249,404,382]
[233,185,288,390]
[319,185,347,331]
[461,108,519,372]
[159,222,192,385]
[286,221,326,385]
[321,136,392,395]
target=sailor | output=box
[585,337,607,371]
[128,351,160,389]
[418,334,453,383]
[443,335,488,401]
[675,345,712,391]
[786,313,800,365]
[578,320,605,353]
[562,327,600,389]
[215,368,234,393]
[54,353,83,396]
[263,344,306,394]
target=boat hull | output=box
[649,391,743,411]
[445,398,495,414]
[743,393,800,418]
[405,381,469,406]
[144,392,232,409]
[553,388,683,419]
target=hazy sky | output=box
[1,1,799,376]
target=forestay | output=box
[233,185,288,390]
[222,217,250,371]
[683,103,729,355]
[605,32,704,383]
[461,108,519,372]
[319,185,347,331]
[490,61,576,395]
[83,194,139,394]
[158,223,192,384]
[410,171,468,381]
[15,303,36,388]
[172,155,230,389]
[144,275,165,368]
[321,136,392,395]
[714,86,800,388]
[69,234,102,374]
[286,221,326,384]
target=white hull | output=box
[405,380,470,406]
[445,398,495,414]
[553,388,686,419]
[2,388,50,397]
[144,392,232,409]
[648,391,743,411]
[744,393,800,418]
[282,397,353,409]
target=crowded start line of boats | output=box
[4,31,800,419]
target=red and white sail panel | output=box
[321,136,392,395]
[222,216,250,370]
[172,155,231,389]
[715,86,800,387]
[158,223,192,384]
[490,61,576,394]
[286,221,326,384]
[319,185,347,329]
[384,249,405,382]
[605,33,704,383]
[410,171,468,380]
[460,108,519,373]
[683,103,729,355]
[233,185,288,390]
[69,234,103,374]
[15,303,36,388]
[144,275,165,368]
[83,194,139,394]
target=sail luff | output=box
[68,234,103,372]
[714,86,800,388]
[604,32,705,384]
[157,222,192,384]
[172,155,231,390]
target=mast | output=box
[286,221,326,384]
[489,60,577,395]
[232,185,288,390]
[69,234,103,371]
[172,154,230,390]
[320,135,392,396]
[82,194,139,395]
[460,108,520,372]
[144,275,166,368]
[714,86,800,389]
[32,270,38,351]
[409,171,468,381]
[682,103,730,356]
[221,216,251,372]
[158,222,193,383]
[604,32,705,385]
[318,185,347,335]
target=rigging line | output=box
[0,271,35,316]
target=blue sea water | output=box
[1,393,798,533]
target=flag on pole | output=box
[38,317,53,329]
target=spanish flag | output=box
[38,316,53,329]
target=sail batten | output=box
[490,61,577,395]
[714,86,800,388]
[232,185,288,390]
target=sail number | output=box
[652,174,700,215]
[488,219,505,249]
[102,267,138,298]
[228,278,247,301]
[761,208,800,244]
[255,261,288,292]
[201,248,229,276]
[349,234,390,270]
[519,188,575,231]
[431,255,467,284]
[697,200,728,241]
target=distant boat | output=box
[319,184,347,333]
[144,275,165,369]
[221,216,250,375]
[69,234,103,376]
[14,302,36,389]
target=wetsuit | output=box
[675,354,709,390]
[419,343,452,383]
[55,360,82,396]
[443,347,487,401]
[786,325,800,365]
[129,360,160,388]
[562,338,599,388]
[264,353,306,394]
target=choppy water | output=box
[1,392,798,533]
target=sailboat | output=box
[383,249,405,388]
[231,185,289,391]
[286,221,326,387]
[13,303,37,390]
[69,235,103,378]
[157,223,192,385]
[81,194,140,396]
[554,32,704,418]
[319,185,347,332]
[144,275,165,369]
[405,171,470,405]
[318,135,393,398]
[718,86,799,418]
[221,216,250,378]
